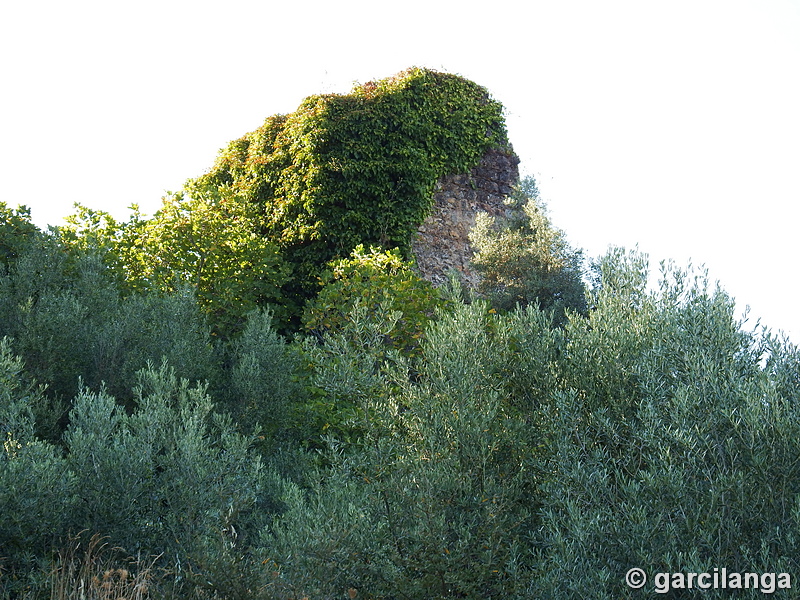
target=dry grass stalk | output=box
[49,532,158,600]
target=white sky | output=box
[2,0,798,342]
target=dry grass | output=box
[49,532,159,600]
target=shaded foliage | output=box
[2,245,800,599]
[8,247,214,408]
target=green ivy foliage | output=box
[49,69,511,334]
[194,67,510,305]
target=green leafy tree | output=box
[15,250,214,406]
[469,176,586,322]
[262,248,800,599]
[0,203,41,270]
[60,187,291,338]
[295,247,442,452]
[58,203,144,290]
[0,205,62,341]
[529,250,800,599]
[302,245,442,357]
[128,185,291,335]
[294,299,403,452]
[266,299,534,599]
[226,308,304,453]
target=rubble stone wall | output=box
[412,147,520,288]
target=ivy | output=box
[192,67,511,307]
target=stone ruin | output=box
[411,147,520,288]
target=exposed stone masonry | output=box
[412,147,520,288]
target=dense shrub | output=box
[3,242,799,599]
[0,230,69,344]
[261,249,800,599]
[0,339,76,593]
[226,308,303,451]
[63,362,276,596]
[294,246,442,452]
[0,344,284,598]
[529,251,800,598]
[15,251,215,406]
[469,176,586,322]
[302,245,442,357]
[265,299,534,599]
[294,299,403,452]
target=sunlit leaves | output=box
[0,202,40,268]
[302,245,441,358]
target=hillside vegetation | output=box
[1,69,799,599]
[50,68,510,335]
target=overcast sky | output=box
[2,0,798,341]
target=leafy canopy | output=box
[302,245,442,358]
[0,203,40,269]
